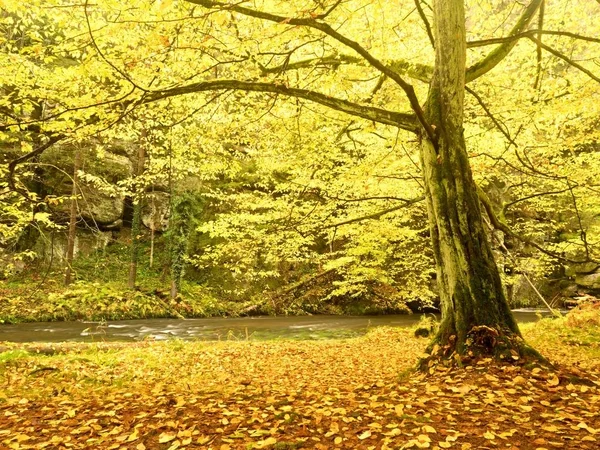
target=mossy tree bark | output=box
[169,193,196,299]
[419,0,522,357]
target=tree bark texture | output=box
[420,0,520,355]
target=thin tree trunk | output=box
[149,190,156,269]
[419,0,524,359]
[150,224,155,269]
[65,149,82,286]
[128,135,146,290]
[170,279,178,300]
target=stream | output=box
[0,309,558,343]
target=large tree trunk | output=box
[419,0,522,359]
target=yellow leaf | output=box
[158,433,177,444]
[334,436,343,445]
[422,425,436,434]
[127,430,140,442]
[358,430,372,440]
[21,141,33,153]
[136,444,146,450]
[513,376,527,385]
[439,442,452,449]
[483,431,495,440]
[547,376,560,386]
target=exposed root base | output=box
[417,325,554,373]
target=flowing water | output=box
[0,309,558,343]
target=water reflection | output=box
[0,310,558,343]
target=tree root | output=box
[417,325,554,373]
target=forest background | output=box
[1,0,599,323]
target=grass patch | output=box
[0,350,30,364]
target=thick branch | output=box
[7,134,66,200]
[144,79,418,131]
[466,0,543,82]
[186,0,436,143]
[258,54,362,74]
[259,53,432,84]
[324,196,425,229]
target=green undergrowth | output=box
[521,303,600,358]
[1,238,416,323]
[0,281,269,324]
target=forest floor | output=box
[1,309,599,450]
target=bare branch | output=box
[467,29,600,47]
[528,36,600,84]
[84,0,148,92]
[465,86,517,147]
[414,0,435,48]
[316,0,344,20]
[502,188,570,213]
[144,79,418,131]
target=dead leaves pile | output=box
[0,327,599,449]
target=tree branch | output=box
[466,0,543,82]
[414,0,435,48]
[465,86,517,147]
[324,196,425,229]
[528,37,600,84]
[144,79,418,131]
[502,188,570,213]
[186,0,436,143]
[533,0,545,90]
[477,185,597,264]
[258,54,362,75]
[467,29,600,47]
[6,134,66,200]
